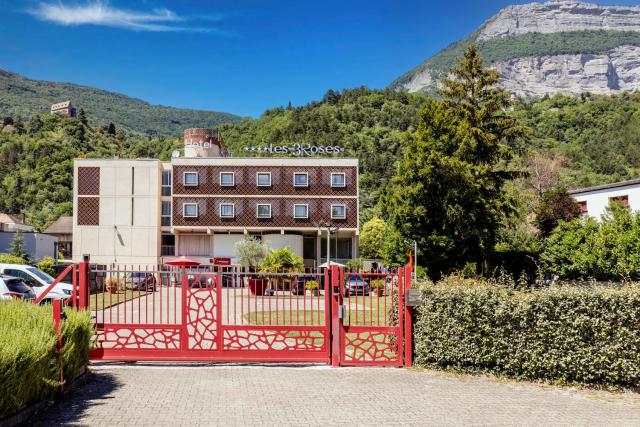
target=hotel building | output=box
[72,129,359,266]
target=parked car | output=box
[291,273,320,295]
[0,275,36,301]
[124,272,157,291]
[344,274,370,297]
[0,264,73,302]
[185,271,234,288]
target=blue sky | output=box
[0,0,638,117]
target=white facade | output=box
[570,179,640,220]
[72,159,163,265]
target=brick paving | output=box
[31,364,640,426]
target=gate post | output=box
[330,265,341,367]
[52,299,64,392]
[79,256,90,309]
[404,265,413,367]
[180,265,188,351]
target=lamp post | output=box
[404,239,418,280]
[314,221,339,266]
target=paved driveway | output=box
[30,364,640,426]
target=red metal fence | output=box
[48,262,412,366]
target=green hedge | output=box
[0,301,93,418]
[414,277,640,387]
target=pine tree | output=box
[383,45,529,277]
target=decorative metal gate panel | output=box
[331,266,408,367]
[72,263,410,366]
[87,265,331,363]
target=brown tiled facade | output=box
[173,197,357,228]
[172,166,357,197]
[77,167,101,226]
[77,167,100,195]
[77,197,99,225]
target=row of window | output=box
[182,202,347,220]
[578,195,630,215]
[181,171,347,188]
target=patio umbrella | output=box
[164,257,201,267]
[318,261,346,268]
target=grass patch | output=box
[89,290,148,311]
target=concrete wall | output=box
[262,234,303,255]
[572,184,640,220]
[0,232,58,262]
[73,160,162,265]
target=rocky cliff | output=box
[391,1,640,97]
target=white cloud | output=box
[28,1,219,32]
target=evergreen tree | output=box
[106,122,116,135]
[9,230,31,263]
[383,46,528,277]
[78,108,88,126]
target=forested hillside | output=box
[219,88,426,210]
[2,85,640,232]
[0,69,240,136]
[0,113,181,230]
[513,92,640,187]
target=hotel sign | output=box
[244,143,344,156]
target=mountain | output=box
[391,1,640,97]
[0,69,241,136]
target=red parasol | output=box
[165,257,201,267]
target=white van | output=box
[0,264,73,302]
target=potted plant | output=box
[259,246,305,295]
[234,237,270,296]
[347,258,364,272]
[305,280,320,296]
[370,278,385,297]
[105,275,123,294]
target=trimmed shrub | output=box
[37,256,56,277]
[0,301,92,417]
[0,253,27,265]
[414,276,640,387]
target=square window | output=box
[183,203,198,218]
[578,201,588,214]
[331,173,346,187]
[257,204,272,218]
[184,172,198,186]
[257,172,272,187]
[294,204,309,219]
[294,173,309,187]
[219,203,235,218]
[220,172,235,186]
[331,204,346,219]
[609,195,629,207]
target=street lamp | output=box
[314,221,339,267]
[404,239,418,280]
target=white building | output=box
[569,178,640,219]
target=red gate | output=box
[58,262,412,366]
